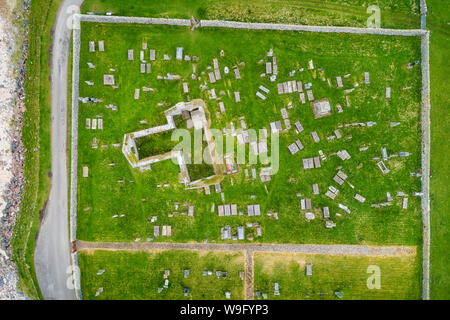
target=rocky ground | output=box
[0,0,29,300]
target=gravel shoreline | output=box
[0,0,30,300]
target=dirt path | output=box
[76,240,416,257]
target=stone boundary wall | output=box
[132,123,174,139]
[70,14,431,300]
[71,252,82,300]
[70,22,82,300]
[420,31,431,300]
[79,14,191,26]
[200,19,426,37]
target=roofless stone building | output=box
[122,99,225,189]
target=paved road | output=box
[76,241,416,257]
[34,0,83,300]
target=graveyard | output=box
[78,250,245,300]
[74,19,425,300]
[77,22,423,246]
[253,252,421,300]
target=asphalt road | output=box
[34,0,83,300]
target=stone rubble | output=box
[0,0,30,300]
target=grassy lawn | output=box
[76,22,422,247]
[80,0,420,29]
[254,252,421,300]
[11,0,446,302]
[427,0,450,300]
[11,0,62,300]
[78,250,245,299]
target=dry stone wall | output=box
[70,24,82,300]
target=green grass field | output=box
[427,0,450,300]
[78,250,245,299]
[254,252,421,300]
[81,0,420,29]
[76,22,422,247]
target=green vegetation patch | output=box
[81,0,420,29]
[186,130,216,182]
[79,250,245,300]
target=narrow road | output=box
[76,241,416,257]
[34,0,83,300]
